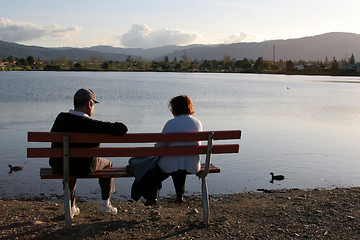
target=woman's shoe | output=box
[131,181,141,201]
[175,196,185,203]
[144,198,158,206]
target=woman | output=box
[130,95,202,205]
[156,95,202,203]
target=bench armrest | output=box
[197,132,214,179]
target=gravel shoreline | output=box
[1,187,359,239]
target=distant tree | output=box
[90,56,103,65]
[253,57,264,72]
[285,60,294,71]
[221,55,234,71]
[44,64,60,71]
[181,52,191,70]
[161,56,171,70]
[331,57,339,71]
[26,56,35,65]
[173,60,181,71]
[18,58,28,66]
[67,60,74,69]
[74,63,82,69]
[81,59,90,68]
[270,62,280,71]
[222,54,231,65]
[126,55,133,63]
[192,58,200,70]
[234,58,253,70]
[349,54,356,64]
[101,61,110,70]
[199,60,212,71]
[7,56,15,63]
[151,61,161,71]
[136,57,150,70]
[324,57,329,66]
[261,61,272,71]
[57,55,68,69]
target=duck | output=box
[8,164,24,174]
[270,172,285,181]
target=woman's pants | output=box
[131,168,188,201]
[170,170,188,199]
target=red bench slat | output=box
[28,130,241,143]
[40,163,220,179]
[27,144,239,158]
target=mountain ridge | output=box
[0,32,359,62]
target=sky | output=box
[1,0,360,49]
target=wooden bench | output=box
[27,130,241,227]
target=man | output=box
[49,88,128,218]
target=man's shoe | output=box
[98,203,118,215]
[71,206,80,219]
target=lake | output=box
[1,71,360,201]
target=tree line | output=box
[1,53,359,76]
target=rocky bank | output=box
[1,187,359,239]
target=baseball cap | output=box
[73,88,100,103]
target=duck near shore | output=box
[8,164,24,174]
[270,172,285,180]
[270,172,285,183]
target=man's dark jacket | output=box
[49,112,128,177]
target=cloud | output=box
[226,32,290,43]
[47,24,81,40]
[0,18,81,42]
[119,24,198,48]
[226,32,258,43]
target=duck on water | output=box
[270,172,285,183]
[8,165,23,174]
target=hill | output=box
[0,41,128,61]
[84,45,200,60]
[161,32,360,61]
[0,32,359,62]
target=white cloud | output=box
[227,32,257,43]
[46,24,81,40]
[0,18,81,42]
[224,32,290,44]
[119,24,199,48]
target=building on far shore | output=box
[340,63,360,73]
[294,63,313,71]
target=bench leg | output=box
[62,134,72,228]
[64,182,72,228]
[201,177,210,223]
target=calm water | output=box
[1,71,360,201]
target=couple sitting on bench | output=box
[49,88,202,218]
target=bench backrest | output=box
[27,130,241,158]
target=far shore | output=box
[2,69,360,78]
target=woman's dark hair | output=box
[169,95,194,116]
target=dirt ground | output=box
[1,187,359,239]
